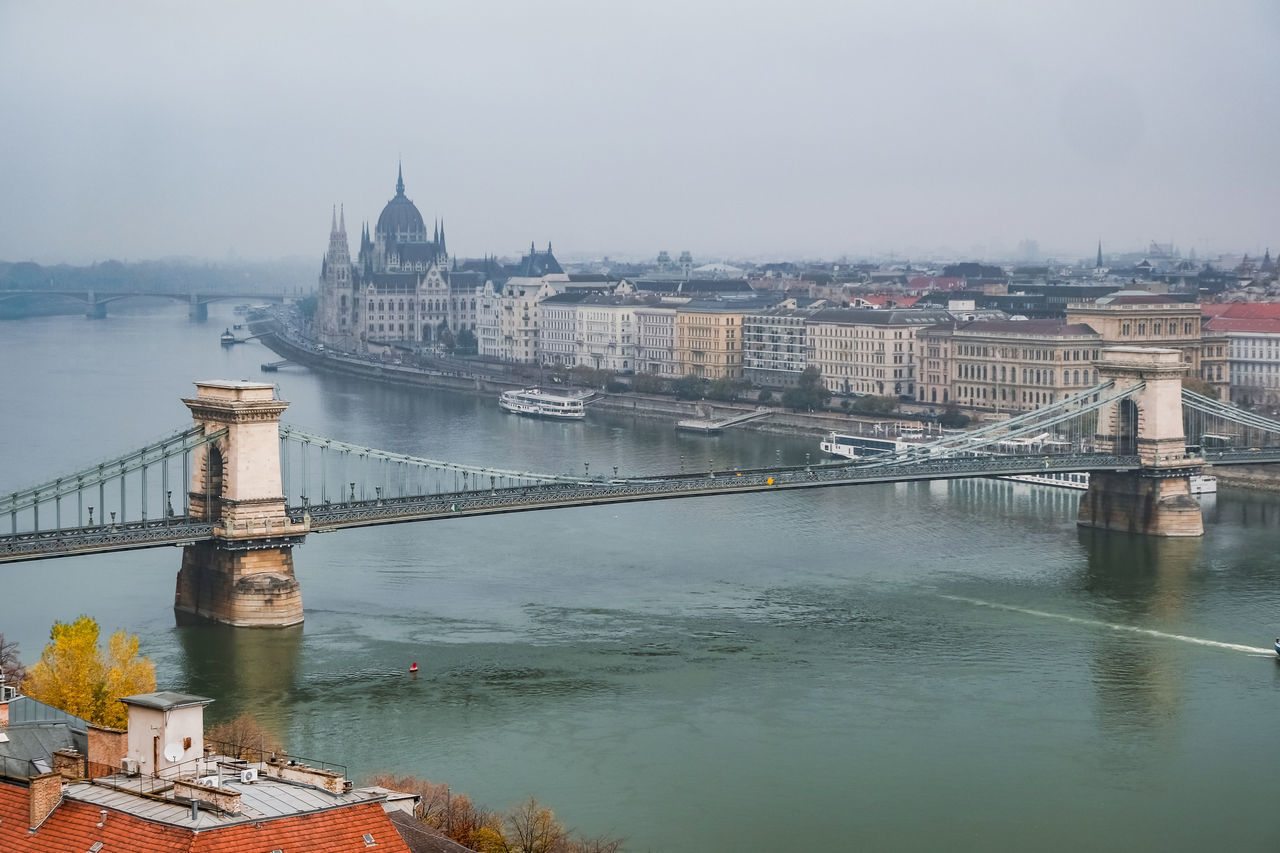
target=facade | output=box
[674,301,750,379]
[1065,292,1228,397]
[917,320,1103,412]
[635,303,680,377]
[538,291,587,366]
[1206,315,1280,407]
[742,306,819,388]
[574,295,638,372]
[316,166,478,352]
[807,308,951,398]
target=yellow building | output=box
[917,320,1102,412]
[807,308,951,397]
[674,302,748,379]
[1065,293,1228,396]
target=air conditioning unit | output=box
[197,776,220,788]
[239,768,258,784]
[120,757,140,776]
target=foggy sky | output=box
[2,0,1278,265]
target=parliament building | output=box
[315,165,480,351]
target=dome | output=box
[375,166,427,243]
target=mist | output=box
[2,0,1277,264]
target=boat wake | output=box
[940,594,1275,656]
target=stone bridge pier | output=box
[1077,347,1204,537]
[188,293,208,322]
[174,381,308,627]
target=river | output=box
[2,303,1279,852]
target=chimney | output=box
[87,724,128,779]
[28,772,63,830]
[52,749,86,780]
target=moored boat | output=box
[499,388,586,420]
[219,328,237,345]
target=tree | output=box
[781,366,831,411]
[849,395,898,415]
[938,403,970,429]
[670,374,706,401]
[1183,376,1217,398]
[757,388,774,404]
[206,713,285,761]
[437,321,457,353]
[0,633,25,688]
[365,774,500,849]
[23,616,155,728]
[296,294,318,323]
[501,797,566,853]
[456,328,478,355]
[629,373,667,395]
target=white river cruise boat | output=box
[819,431,1216,493]
[999,470,1217,493]
[498,388,586,420]
[819,429,929,459]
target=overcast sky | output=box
[2,0,1277,265]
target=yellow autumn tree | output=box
[22,616,156,728]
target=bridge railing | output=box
[1,426,226,536]
[294,453,1144,529]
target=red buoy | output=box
[409,662,419,673]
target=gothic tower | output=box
[317,205,354,349]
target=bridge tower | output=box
[174,381,308,626]
[1077,347,1204,537]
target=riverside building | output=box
[916,319,1102,412]
[806,308,951,398]
[316,165,477,353]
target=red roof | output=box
[1,782,412,853]
[1206,302,1280,320]
[1205,317,1280,334]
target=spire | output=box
[339,204,346,234]
[440,220,446,254]
[1096,240,1103,269]
[546,241,552,254]
[396,161,405,197]
[434,219,439,244]
[331,205,337,234]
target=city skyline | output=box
[2,1,1277,265]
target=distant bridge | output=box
[0,290,287,319]
[1,347,1278,625]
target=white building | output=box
[635,303,681,376]
[1207,315,1280,407]
[742,305,821,388]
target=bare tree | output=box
[503,797,567,853]
[0,633,24,688]
[205,713,285,761]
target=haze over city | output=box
[2,0,1277,264]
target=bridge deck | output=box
[3,449,1276,564]
[0,454,1144,562]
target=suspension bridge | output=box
[2,346,1278,626]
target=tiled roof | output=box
[808,308,952,326]
[1205,317,1280,333]
[1208,302,1280,320]
[1,782,411,853]
[954,320,1099,337]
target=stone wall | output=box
[175,543,303,627]
[1078,472,1204,537]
